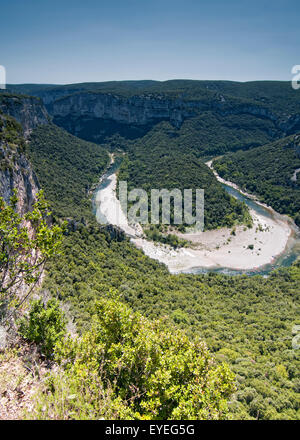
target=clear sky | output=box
[0,0,299,84]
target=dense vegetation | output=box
[1,83,300,420]
[0,112,24,148]
[7,80,300,156]
[149,112,276,156]
[118,122,251,230]
[213,135,300,226]
[0,190,64,319]
[28,124,109,220]
[23,296,234,420]
[42,224,300,420]
[6,79,300,116]
[0,113,26,178]
[53,103,278,157]
[19,298,66,358]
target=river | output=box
[93,157,300,276]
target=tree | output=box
[34,297,235,420]
[19,298,66,358]
[0,190,64,318]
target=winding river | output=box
[93,157,300,276]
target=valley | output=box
[0,81,300,420]
[93,154,298,274]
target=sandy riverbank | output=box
[94,159,294,273]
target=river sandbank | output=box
[94,158,295,273]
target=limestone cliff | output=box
[0,94,49,137]
[51,92,195,128]
[43,90,300,141]
[0,113,41,213]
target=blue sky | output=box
[0,0,299,84]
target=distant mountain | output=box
[4,80,299,155]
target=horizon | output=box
[6,78,295,87]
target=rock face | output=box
[0,94,49,137]
[0,120,39,214]
[52,92,195,128]
[35,90,299,142]
[0,145,39,214]
[0,94,50,212]
[36,87,87,106]
[0,102,45,213]
[51,92,284,129]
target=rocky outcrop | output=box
[0,150,39,216]
[0,94,51,211]
[47,91,300,138]
[0,94,49,137]
[37,87,86,106]
[0,150,39,214]
[52,92,196,128]
[0,114,39,214]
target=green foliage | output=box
[19,298,66,357]
[0,113,26,175]
[43,225,300,419]
[7,78,300,118]
[22,79,300,156]
[28,124,109,220]
[144,226,189,249]
[32,296,234,420]
[0,190,64,313]
[117,124,251,230]
[214,135,300,226]
[0,113,24,148]
[2,82,300,421]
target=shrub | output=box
[33,297,235,420]
[19,298,66,357]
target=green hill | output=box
[118,121,251,230]
[213,135,300,226]
[28,124,109,220]
[43,223,300,420]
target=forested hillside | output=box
[43,224,300,420]
[1,85,300,421]
[28,124,109,220]
[23,295,234,420]
[6,80,300,155]
[213,135,300,226]
[118,122,251,230]
[6,79,300,115]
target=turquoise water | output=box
[189,182,300,276]
[93,159,300,276]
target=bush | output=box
[19,298,66,357]
[34,297,235,420]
